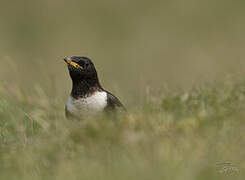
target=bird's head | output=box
[64,56,98,83]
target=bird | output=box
[64,56,125,119]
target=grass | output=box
[0,76,244,180]
[1,1,245,179]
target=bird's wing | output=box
[105,91,126,111]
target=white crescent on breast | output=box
[66,91,107,117]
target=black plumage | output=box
[64,56,125,119]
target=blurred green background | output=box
[1,0,245,104]
[0,1,245,180]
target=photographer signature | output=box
[216,161,239,174]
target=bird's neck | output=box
[71,79,103,99]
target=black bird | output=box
[64,56,125,119]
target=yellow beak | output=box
[64,57,83,69]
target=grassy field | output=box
[1,0,245,179]
[0,76,244,180]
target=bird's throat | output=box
[71,79,102,99]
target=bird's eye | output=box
[85,63,89,67]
